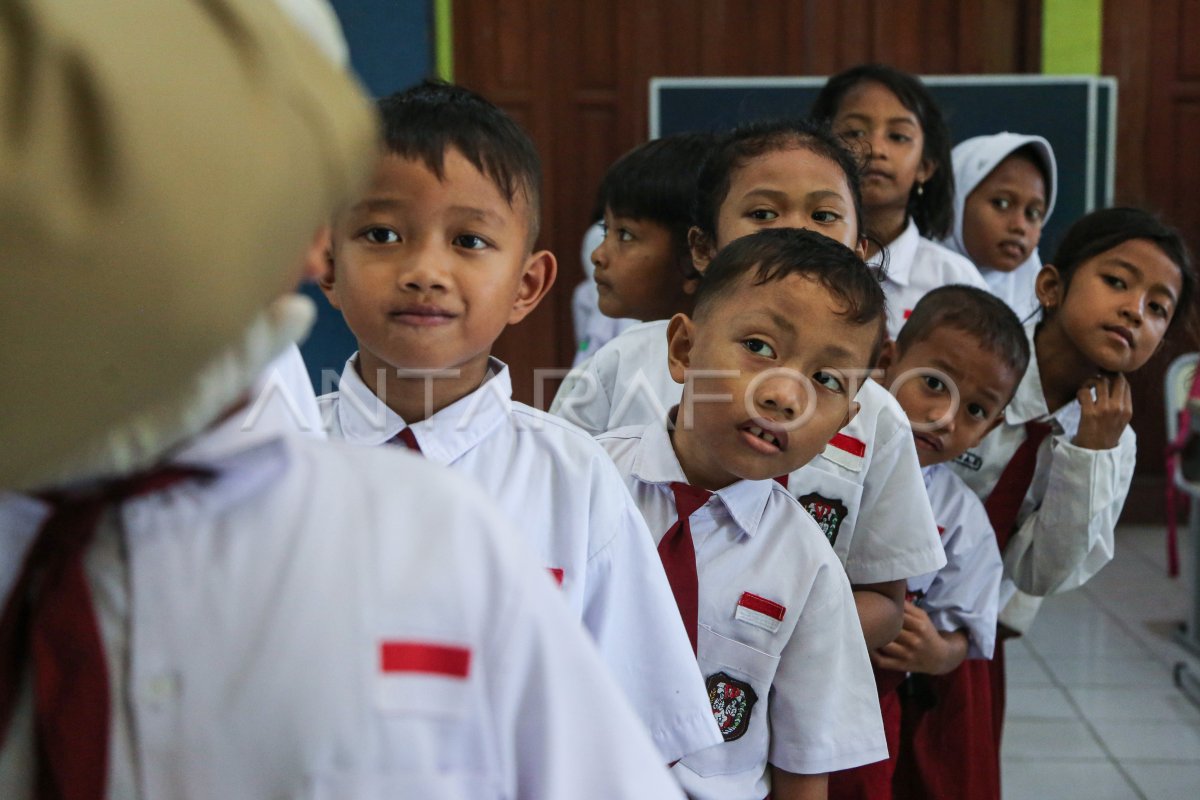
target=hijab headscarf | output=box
[942,133,1057,321]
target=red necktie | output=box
[391,427,422,454]
[984,421,1053,551]
[658,482,712,654]
[0,467,209,800]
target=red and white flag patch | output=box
[379,641,471,679]
[546,567,564,586]
[820,432,867,472]
[734,592,786,633]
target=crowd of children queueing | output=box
[2,3,1194,799]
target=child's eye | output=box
[1150,300,1170,319]
[991,197,1011,212]
[923,375,946,392]
[454,234,489,250]
[1103,274,1127,290]
[812,210,843,224]
[1026,206,1045,223]
[363,227,399,245]
[967,403,989,421]
[889,132,912,144]
[617,227,635,243]
[814,371,845,393]
[837,128,865,140]
[742,338,776,358]
[749,208,779,221]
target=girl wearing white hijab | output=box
[943,133,1057,321]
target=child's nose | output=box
[756,374,807,420]
[591,240,607,269]
[401,245,449,291]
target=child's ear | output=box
[688,226,717,276]
[507,249,558,324]
[916,156,937,186]
[875,339,899,377]
[854,235,869,261]
[1035,263,1064,311]
[317,230,341,310]
[666,313,696,385]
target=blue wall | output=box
[299,0,434,391]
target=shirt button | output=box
[142,673,180,708]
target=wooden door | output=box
[454,0,1042,405]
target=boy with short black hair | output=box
[829,284,1028,800]
[599,228,889,800]
[589,132,714,322]
[318,80,720,764]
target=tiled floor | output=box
[1001,524,1200,798]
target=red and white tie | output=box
[391,427,422,454]
[984,421,1053,551]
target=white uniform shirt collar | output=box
[334,354,512,464]
[872,218,920,287]
[629,419,778,539]
[1001,321,1080,435]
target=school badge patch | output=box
[955,451,982,471]
[797,492,848,545]
[706,671,758,742]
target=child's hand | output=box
[870,601,966,675]
[1072,373,1132,450]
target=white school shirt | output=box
[551,321,945,584]
[873,218,989,338]
[0,415,685,799]
[908,464,1003,660]
[320,355,721,762]
[949,322,1136,633]
[242,343,326,438]
[597,422,887,799]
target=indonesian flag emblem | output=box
[706,671,759,742]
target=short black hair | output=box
[595,132,715,263]
[693,228,887,362]
[1048,206,1196,337]
[897,285,1031,387]
[693,118,865,243]
[811,64,955,240]
[376,80,542,242]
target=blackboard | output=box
[650,75,1117,258]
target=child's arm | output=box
[770,766,828,800]
[1004,375,1136,596]
[871,601,969,675]
[852,580,905,648]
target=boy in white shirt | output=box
[554,119,945,650]
[599,228,889,800]
[829,285,1026,800]
[0,3,684,798]
[317,81,719,763]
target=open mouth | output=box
[739,421,789,454]
[913,432,942,452]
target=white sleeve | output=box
[767,559,888,774]
[549,353,613,434]
[919,501,1003,660]
[484,511,686,799]
[845,423,946,583]
[581,462,724,762]
[1002,427,1136,596]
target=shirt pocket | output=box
[788,468,864,559]
[683,625,781,778]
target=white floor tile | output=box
[1122,761,1200,800]
[1089,718,1200,761]
[1001,719,1108,760]
[1040,655,1175,688]
[1006,650,1056,686]
[1069,685,1200,723]
[1007,685,1079,720]
[1024,616,1146,658]
[1000,758,1139,799]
